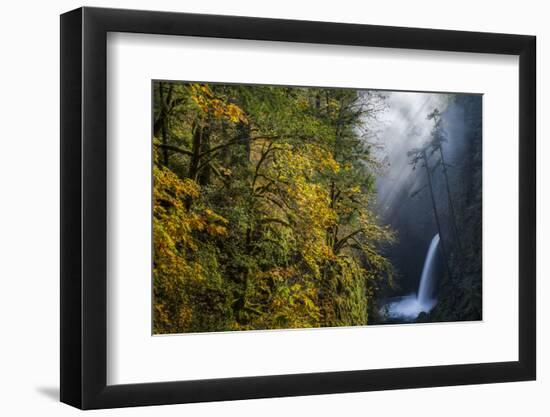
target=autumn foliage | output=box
[153,82,394,334]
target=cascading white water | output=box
[417,234,440,306]
[383,234,441,320]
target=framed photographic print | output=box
[60,6,536,409]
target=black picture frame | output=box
[60,6,536,410]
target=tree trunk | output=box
[197,125,212,186]
[188,121,203,180]
[438,146,463,255]
[231,121,251,166]
[423,150,453,281]
[158,82,170,167]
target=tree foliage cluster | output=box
[152,81,394,334]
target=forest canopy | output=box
[152,81,395,334]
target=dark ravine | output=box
[371,93,482,325]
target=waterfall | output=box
[383,233,441,320]
[417,234,440,306]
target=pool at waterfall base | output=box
[381,234,441,322]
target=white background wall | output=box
[0,0,545,415]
